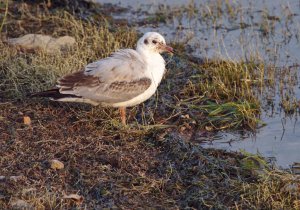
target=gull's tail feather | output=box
[30,88,100,106]
[30,88,81,99]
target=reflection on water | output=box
[205,114,300,169]
[95,0,300,169]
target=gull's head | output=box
[137,32,173,54]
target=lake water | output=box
[94,0,300,170]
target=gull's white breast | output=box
[111,53,165,107]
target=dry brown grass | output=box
[0,1,299,209]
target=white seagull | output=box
[32,32,173,125]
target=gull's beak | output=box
[159,43,174,54]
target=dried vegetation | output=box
[0,1,299,209]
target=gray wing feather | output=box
[58,49,151,103]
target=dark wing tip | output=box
[30,88,81,99]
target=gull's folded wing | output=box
[57,49,152,103]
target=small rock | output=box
[50,159,64,170]
[23,116,31,125]
[6,34,76,53]
[0,176,5,181]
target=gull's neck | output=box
[136,46,161,63]
[136,45,165,88]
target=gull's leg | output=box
[119,107,126,125]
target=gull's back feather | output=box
[56,49,152,104]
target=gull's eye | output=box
[152,40,157,44]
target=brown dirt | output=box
[0,99,253,209]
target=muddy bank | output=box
[0,1,299,209]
